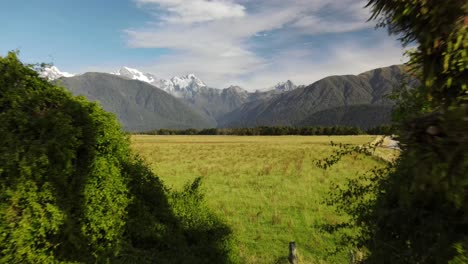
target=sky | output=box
[1,0,408,90]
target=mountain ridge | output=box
[219,65,406,128]
[52,64,408,131]
[55,72,216,131]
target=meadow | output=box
[131,135,395,263]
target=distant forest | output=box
[136,125,396,136]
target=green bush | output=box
[0,51,236,263]
[323,1,468,263]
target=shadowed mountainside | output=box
[56,73,216,131]
[219,65,406,128]
[297,104,393,129]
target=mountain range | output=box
[49,65,407,131]
[55,73,215,131]
[219,65,404,128]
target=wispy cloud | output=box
[123,0,405,90]
[232,37,408,90]
[291,1,372,34]
[135,0,246,24]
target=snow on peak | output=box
[40,66,75,80]
[170,74,206,89]
[113,66,156,84]
[111,67,207,98]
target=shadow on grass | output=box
[119,161,236,264]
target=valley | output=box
[2,0,464,262]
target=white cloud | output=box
[232,38,408,90]
[125,5,297,53]
[120,0,405,90]
[137,36,407,90]
[292,15,370,34]
[135,0,246,24]
[291,1,373,34]
[140,50,267,84]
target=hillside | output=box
[180,85,253,121]
[219,65,405,128]
[56,73,216,131]
[298,104,393,129]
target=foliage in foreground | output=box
[324,0,468,263]
[0,52,236,263]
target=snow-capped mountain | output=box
[108,67,305,121]
[111,68,249,120]
[40,66,75,80]
[111,67,301,100]
[167,74,208,98]
[112,67,208,98]
[112,66,157,84]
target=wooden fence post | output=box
[288,241,298,264]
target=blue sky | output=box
[1,0,407,90]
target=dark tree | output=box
[325,1,468,263]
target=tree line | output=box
[323,0,468,263]
[138,125,395,136]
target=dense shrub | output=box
[323,1,468,263]
[0,52,236,263]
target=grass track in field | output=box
[131,135,386,263]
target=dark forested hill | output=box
[56,73,216,131]
[297,104,393,129]
[219,65,406,128]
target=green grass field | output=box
[131,135,393,263]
